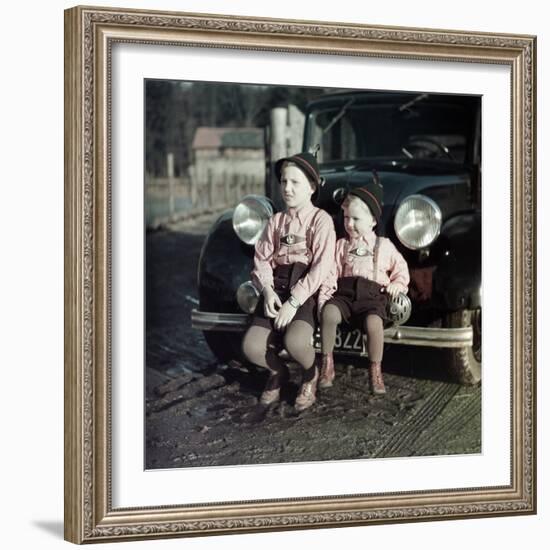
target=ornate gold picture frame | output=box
[64,5,536,544]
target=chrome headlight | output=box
[236,281,260,313]
[394,194,442,250]
[232,195,273,245]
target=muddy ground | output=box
[145,213,481,470]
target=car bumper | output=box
[191,309,473,349]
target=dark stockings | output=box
[242,326,287,389]
[321,304,384,362]
[284,320,316,381]
[364,314,384,362]
[321,304,342,354]
[242,320,316,386]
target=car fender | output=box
[432,210,481,311]
[197,210,255,312]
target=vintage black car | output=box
[192,90,481,385]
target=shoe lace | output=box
[321,356,333,375]
[371,367,384,386]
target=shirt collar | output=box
[287,201,314,223]
[350,231,376,250]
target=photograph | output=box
[62,3,536,544]
[2,0,546,549]
[144,80,483,470]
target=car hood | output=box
[318,162,476,236]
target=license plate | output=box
[313,327,366,354]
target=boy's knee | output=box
[283,328,308,357]
[283,331,296,356]
[242,329,263,363]
[364,314,383,333]
[322,304,340,325]
[241,332,253,361]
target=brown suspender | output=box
[372,236,380,283]
[275,208,322,258]
[344,235,380,282]
[305,209,322,251]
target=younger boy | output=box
[318,177,409,394]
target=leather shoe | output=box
[370,361,386,395]
[260,387,281,405]
[318,353,335,388]
[295,367,319,411]
[260,367,288,405]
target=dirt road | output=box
[145,215,481,469]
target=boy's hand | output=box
[274,301,297,331]
[384,283,402,300]
[263,287,282,318]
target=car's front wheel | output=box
[444,308,481,385]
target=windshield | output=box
[305,96,478,165]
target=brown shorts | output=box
[326,277,388,329]
[250,263,316,331]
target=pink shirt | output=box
[252,202,336,305]
[318,231,410,311]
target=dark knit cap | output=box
[274,152,324,189]
[347,171,384,222]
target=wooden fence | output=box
[145,168,264,228]
[145,105,305,228]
